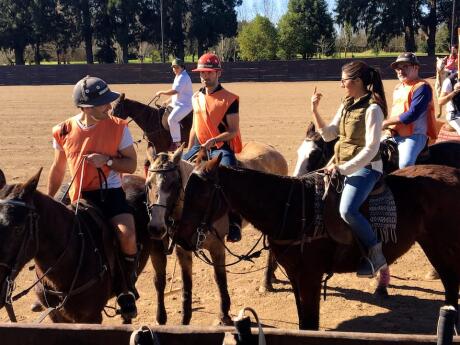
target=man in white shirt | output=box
[156,58,193,151]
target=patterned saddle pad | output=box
[310,174,397,244]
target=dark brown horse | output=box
[174,156,460,330]
[112,94,193,153]
[0,169,192,324]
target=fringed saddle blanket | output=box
[307,174,397,244]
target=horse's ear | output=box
[120,93,125,101]
[195,147,207,166]
[205,153,222,173]
[306,122,316,139]
[172,143,185,165]
[0,169,5,189]
[146,142,157,162]
[21,168,42,198]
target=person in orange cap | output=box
[183,53,243,242]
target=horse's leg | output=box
[150,242,168,325]
[175,246,193,325]
[296,273,323,330]
[259,250,278,293]
[208,240,232,326]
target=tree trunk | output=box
[14,45,25,65]
[122,43,129,64]
[81,0,94,64]
[35,42,40,65]
[403,7,416,52]
[426,0,436,56]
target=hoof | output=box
[425,269,440,280]
[30,301,45,312]
[216,315,233,326]
[258,284,275,293]
[374,285,389,298]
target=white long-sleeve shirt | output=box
[318,103,384,176]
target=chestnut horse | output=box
[0,169,192,324]
[112,94,192,154]
[144,142,289,324]
[174,156,460,330]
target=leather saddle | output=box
[160,106,193,131]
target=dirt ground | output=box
[0,79,448,334]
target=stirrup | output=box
[117,292,138,319]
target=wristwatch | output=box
[106,157,113,167]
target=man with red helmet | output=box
[183,53,243,242]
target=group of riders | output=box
[49,50,449,320]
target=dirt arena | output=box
[0,79,447,334]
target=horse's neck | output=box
[218,166,304,238]
[33,192,76,266]
[126,99,161,128]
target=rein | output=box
[0,198,40,322]
[192,180,269,268]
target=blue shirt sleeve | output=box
[399,84,432,124]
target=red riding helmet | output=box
[192,53,222,72]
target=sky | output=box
[238,0,335,23]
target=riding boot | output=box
[117,253,139,319]
[357,242,387,278]
[227,211,242,243]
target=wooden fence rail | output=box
[0,57,436,85]
[0,323,458,345]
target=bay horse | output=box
[145,142,289,325]
[112,94,192,154]
[174,156,460,330]
[294,122,460,290]
[0,169,192,325]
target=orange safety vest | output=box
[389,79,437,140]
[192,88,243,153]
[52,115,127,202]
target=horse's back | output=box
[237,141,288,175]
[427,141,460,168]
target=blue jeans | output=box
[393,134,427,168]
[339,167,382,249]
[183,143,237,167]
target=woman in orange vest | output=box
[382,52,437,168]
[183,53,243,242]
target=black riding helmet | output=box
[72,75,120,107]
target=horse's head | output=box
[436,57,447,72]
[174,154,228,250]
[112,93,128,119]
[0,168,42,309]
[293,122,336,176]
[145,144,184,240]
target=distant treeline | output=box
[0,0,457,65]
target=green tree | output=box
[0,0,33,64]
[335,0,425,53]
[278,0,335,60]
[277,12,300,59]
[187,0,242,57]
[237,15,278,61]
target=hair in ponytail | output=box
[342,61,388,118]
